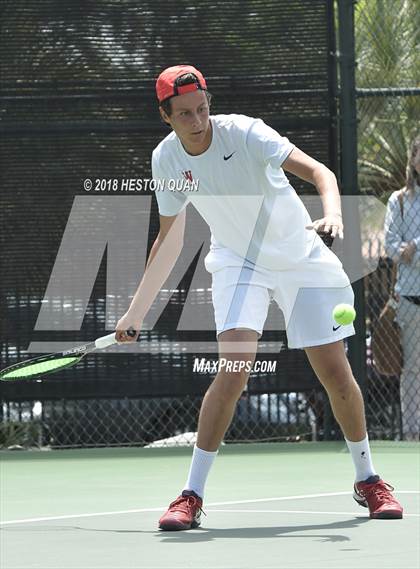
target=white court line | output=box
[207,509,420,517]
[1,491,418,526]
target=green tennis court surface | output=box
[1,442,419,569]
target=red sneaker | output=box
[353,475,403,519]
[158,490,204,531]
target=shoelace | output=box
[361,481,395,501]
[170,495,207,517]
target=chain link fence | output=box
[355,0,420,441]
[2,389,333,449]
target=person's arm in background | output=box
[412,236,420,267]
[405,235,420,268]
[384,192,420,267]
[384,193,404,263]
[115,210,186,342]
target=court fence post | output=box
[337,0,368,398]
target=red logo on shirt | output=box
[182,170,193,182]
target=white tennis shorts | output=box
[204,239,355,349]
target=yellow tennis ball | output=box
[333,303,356,325]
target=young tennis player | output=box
[116,65,403,529]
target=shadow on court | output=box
[155,516,371,543]
[1,515,370,544]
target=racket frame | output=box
[0,331,131,381]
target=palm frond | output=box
[354,0,419,197]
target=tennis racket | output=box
[0,329,136,382]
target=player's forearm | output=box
[127,233,183,320]
[312,165,342,217]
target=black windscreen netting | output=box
[1,0,336,403]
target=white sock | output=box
[345,435,377,482]
[183,445,218,499]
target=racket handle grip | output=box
[95,333,118,350]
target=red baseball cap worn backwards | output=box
[156,65,207,103]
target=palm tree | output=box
[355,0,420,198]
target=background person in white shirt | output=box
[385,134,420,441]
[116,65,403,527]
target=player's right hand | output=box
[115,313,142,343]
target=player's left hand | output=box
[306,213,343,240]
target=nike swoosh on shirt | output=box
[223,152,236,161]
[333,325,342,332]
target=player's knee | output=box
[215,366,251,401]
[329,372,359,400]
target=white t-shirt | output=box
[152,113,317,270]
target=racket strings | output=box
[0,356,81,380]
